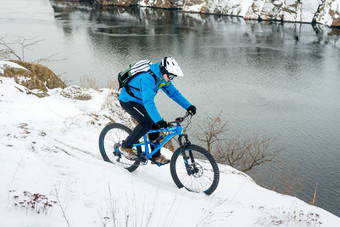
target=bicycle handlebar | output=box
[168,112,192,127]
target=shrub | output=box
[9,190,57,215]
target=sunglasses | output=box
[168,74,176,80]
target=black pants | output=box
[120,101,161,158]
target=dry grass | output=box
[80,75,98,90]
[256,207,322,226]
[105,78,119,90]
[102,185,177,227]
[80,76,119,90]
[311,182,318,206]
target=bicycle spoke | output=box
[99,123,140,172]
[174,149,216,193]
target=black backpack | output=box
[118,60,157,99]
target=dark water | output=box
[1,0,340,217]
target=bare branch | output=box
[0,35,64,63]
[196,112,281,173]
[0,34,22,60]
[15,36,44,61]
[53,185,71,227]
[33,53,68,64]
[196,111,306,198]
[196,111,227,153]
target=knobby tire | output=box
[170,144,220,195]
[99,123,140,172]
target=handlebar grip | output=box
[168,112,192,126]
[175,117,184,122]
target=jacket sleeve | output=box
[140,75,163,123]
[162,83,192,110]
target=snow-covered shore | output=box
[88,0,340,27]
[1,61,340,226]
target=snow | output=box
[0,60,27,74]
[239,0,255,17]
[165,0,340,26]
[300,0,321,22]
[1,73,340,226]
[316,0,340,26]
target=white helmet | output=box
[161,57,184,77]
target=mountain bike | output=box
[98,112,220,195]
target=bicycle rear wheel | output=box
[170,145,219,195]
[99,123,140,172]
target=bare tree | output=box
[0,34,66,63]
[197,112,308,198]
[16,35,43,61]
[196,111,228,154]
[0,34,43,61]
[196,112,281,172]
[0,34,22,60]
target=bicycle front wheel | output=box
[99,123,140,172]
[170,145,220,195]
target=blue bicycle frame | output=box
[133,125,183,160]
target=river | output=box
[1,0,340,217]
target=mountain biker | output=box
[118,57,196,165]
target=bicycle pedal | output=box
[136,155,148,165]
[139,158,148,165]
[150,160,170,166]
[150,161,162,167]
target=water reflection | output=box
[51,3,340,66]
[51,2,340,40]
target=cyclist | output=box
[118,57,196,165]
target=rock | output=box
[331,8,340,27]
[139,0,183,8]
[60,85,93,100]
[141,0,340,27]
[244,0,265,20]
[11,60,66,90]
[273,1,283,7]
[53,0,340,27]
[315,0,340,27]
[0,60,66,97]
[260,0,283,21]
[300,0,320,23]
[282,0,302,22]
[94,0,139,6]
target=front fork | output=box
[178,134,190,147]
[178,134,196,175]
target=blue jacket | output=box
[119,63,192,123]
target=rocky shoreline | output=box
[50,0,340,28]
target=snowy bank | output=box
[1,61,340,226]
[86,0,340,27]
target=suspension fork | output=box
[178,134,190,147]
[178,134,195,175]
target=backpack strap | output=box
[124,69,157,100]
[147,69,157,84]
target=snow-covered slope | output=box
[1,70,340,226]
